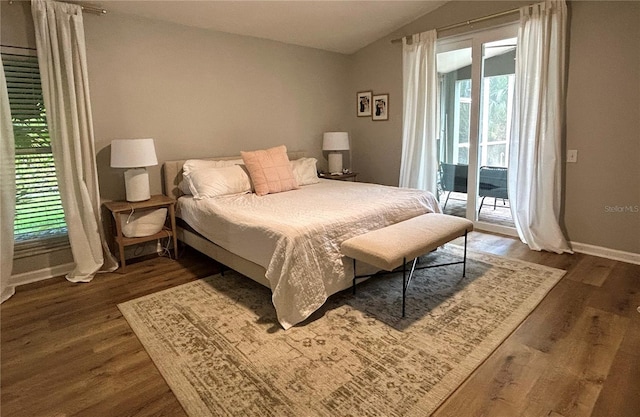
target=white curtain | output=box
[509,0,572,253]
[32,0,117,282]
[399,30,439,194]
[1,56,16,303]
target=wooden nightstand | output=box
[103,195,178,272]
[319,172,358,181]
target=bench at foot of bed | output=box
[341,213,474,317]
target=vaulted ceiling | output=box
[101,1,448,55]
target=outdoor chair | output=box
[439,163,468,210]
[478,166,508,214]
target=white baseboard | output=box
[10,262,75,287]
[570,241,640,265]
[9,240,162,289]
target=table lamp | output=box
[110,138,158,202]
[322,132,350,174]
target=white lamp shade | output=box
[322,132,350,151]
[110,138,158,168]
[111,138,157,202]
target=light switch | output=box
[567,149,578,163]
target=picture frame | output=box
[372,94,389,121]
[356,91,372,117]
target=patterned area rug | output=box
[119,245,564,417]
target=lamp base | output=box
[124,168,151,202]
[328,152,343,175]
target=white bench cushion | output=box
[341,213,473,271]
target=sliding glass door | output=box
[436,24,517,235]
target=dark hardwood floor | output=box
[1,232,638,417]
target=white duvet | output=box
[178,179,440,329]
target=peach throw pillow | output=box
[241,145,298,196]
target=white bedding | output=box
[178,179,441,329]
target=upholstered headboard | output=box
[162,151,307,200]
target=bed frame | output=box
[162,151,307,288]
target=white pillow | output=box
[185,165,252,199]
[290,157,319,186]
[183,158,244,175]
[181,158,244,195]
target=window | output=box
[479,74,514,167]
[2,51,68,250]
[453,79,471,164]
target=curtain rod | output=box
[390,7,520,44]
[8,1,107,15]
[79,3,107,15]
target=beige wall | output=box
[564,1,640,254]
[86,11,351,201]
[349,0,640,254]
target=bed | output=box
[163,151,441,329]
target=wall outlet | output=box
[567,149,578,163]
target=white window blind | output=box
[2,51,68,245]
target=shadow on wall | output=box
[96,145,124,202]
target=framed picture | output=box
[372,94,389,121]
[356,91,372,117]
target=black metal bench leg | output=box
[352,259,357,295]
[402,257,407,317]
[462,230,468,278]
